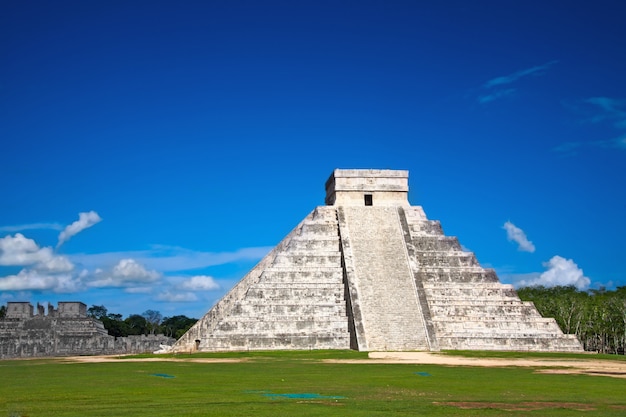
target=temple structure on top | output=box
[173,169,582,352]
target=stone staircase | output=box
[402,206,583,351]
[338,206,430,351]
[173,207,350,352]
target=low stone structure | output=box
[0,301,174,359]
[173,169,583,352]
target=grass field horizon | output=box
[2,350,625,416]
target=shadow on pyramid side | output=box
[172,169,583,352]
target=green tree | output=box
[518,285,626,354]
[101,313,129,337]
[161,315,197,339]
[87,305,108,320]
[142,310,163,335]
[125,314,149,335]
[0,305,6,319]
[616,286,626,353]
[549,286,587,335]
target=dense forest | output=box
[86,305,197,340]
[517,286,626,354]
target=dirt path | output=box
[61,356,245,364]
[60,352,626,379]
[360,352,626,378]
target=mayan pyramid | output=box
[173,169,582,352]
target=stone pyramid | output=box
[173,169,582,352]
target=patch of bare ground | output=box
[59,355,245,364]
[434,401,595,411]
[55,352,626,379]
[324,352,626,379]
[296,401,344,406]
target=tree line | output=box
[86,305,197,339]
[517,285,626,354]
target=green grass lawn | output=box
[1,351,625,416]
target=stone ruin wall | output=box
[0,302,175,359]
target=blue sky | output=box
[1,1,625,319]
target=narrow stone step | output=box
[414,253,480,267]
[411,236,463,251]
[408,221,443,236]
[416,270,499,283]
[288,238,341,251]
[272,253,342,267]
[231,304,347,316]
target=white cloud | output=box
[516,255,590,290]
[57,211,102,248]
[156,291,198,302]
[0,269,81,293]
[0,233,75,273]
[70,245,272,272]
[112,259,160,281]
[585,97,626,141]
[503,221,536,252]
[478,88,516,104]
[0,216,267,311]
[554,135,626,155]
[179,275,220,291]
[0,270,51,291]
[87,259,161,288]
[34,255,74,273]
[585,97,626,125]
[0,233,53,265]
[478,61,558,104]
[0,222,64,232]
[483,60,558,89]
[0,233,80,292]
[124,286,154,294]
